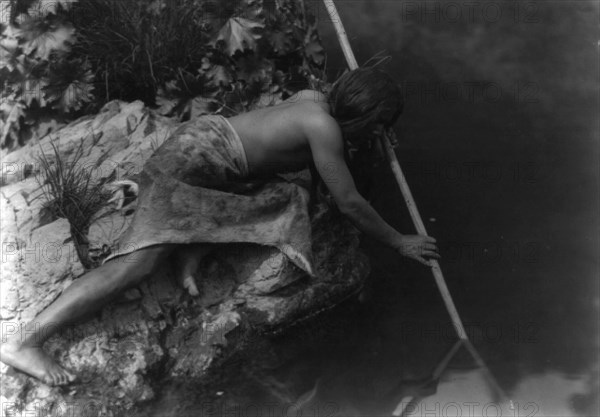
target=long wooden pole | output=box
[321,0,508,402]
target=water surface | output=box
[305,1,599,415]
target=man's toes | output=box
[52,371,64,386]
[57,372,68,386]
[60,370,75,385]
[54,373,63,386]
[51,370,67,386]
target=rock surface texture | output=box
[0,101,369,416]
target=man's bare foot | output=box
[0,343,76,386]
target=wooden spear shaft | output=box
[321,0,469,341]
[322,0,508,401]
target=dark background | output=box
[309,1,598,415]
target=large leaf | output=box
[20,21,75,60]
[212,17,263,56]
[156,71,220,118]
[43,63,94,111]
[47,78,93,112]
[160,70,218,100]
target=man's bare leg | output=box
[173,244,212,297]
[0,244,176,386]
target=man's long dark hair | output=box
[327,67,403,140]
[311,67,404,210]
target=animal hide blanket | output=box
[102,114,315,276]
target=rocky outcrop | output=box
[0,101,369,416]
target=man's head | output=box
[327,67,403,144]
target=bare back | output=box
[227,90,330,177]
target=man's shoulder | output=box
[297,109,344,154]
[278,90,342,145]
[285,89,328,104]
[283,92,333,127]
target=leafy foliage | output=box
[1,0,327,150]
[213,17,264,56]
[1,3,90,149]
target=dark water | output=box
[289,1,599,416]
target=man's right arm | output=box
[304,113,439,265]
[305,115,402,248]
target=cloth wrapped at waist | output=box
[103,114,315,276]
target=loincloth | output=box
[102,114,315,276]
